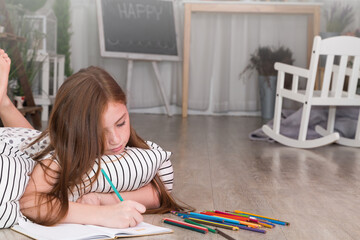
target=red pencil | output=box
[199,212,261,229]
[203,211,250,222]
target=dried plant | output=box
[241,46,294,79]
[324,3,354,33]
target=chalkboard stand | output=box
[126,59,171,116]
[96,0,179,116]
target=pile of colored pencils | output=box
[163,210,289,238]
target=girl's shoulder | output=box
[0,127,41,144]
[145,140,164,151]
[0,127,50,158]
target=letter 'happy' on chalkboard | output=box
[96,0,180,61]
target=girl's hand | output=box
[76,192,102,205]
[98,200,146,228]
[75,194,146,227]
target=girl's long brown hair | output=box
[28,66,192,226]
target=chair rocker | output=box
[262,36,360,148]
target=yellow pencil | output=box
[258,221,274,229]
[234,210,289,226]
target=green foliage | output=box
[5,0,46,12]
[53,0,73,76]
[324,3,354,33]
[4,2,44,96]
[242,46,294,77]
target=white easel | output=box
[126,59,172,116]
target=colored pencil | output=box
[184,219,217,233]
[258,220,275,229]
[248,216,260,223]
[214,210,249,219]
[214,210,250,219]
[219,222,267,234]
[101,169,123,201]
[233,210,290,226]
[189,212,241,225]
[214,210,274,228]
[226,211,274,225]
[162,218,208,232]
[200,211,261,228]
[163,218,207,234]
[216,229,237,240]
[203,211,250,222]
[188,218,239,231]
[171,211,190,218]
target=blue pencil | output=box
[171,211,190,218]
[189,212,240,225]
[101,169,124,201]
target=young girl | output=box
[0,49,189,228]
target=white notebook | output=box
[12,217,173,240]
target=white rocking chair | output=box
[262,36,360,148]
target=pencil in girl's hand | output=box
[101,169,124,202]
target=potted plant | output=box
[53,0,73,77]
[5,0,45,106]
[241,45,294,121]
[322,2,354,38]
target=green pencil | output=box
[184,219,217,233]
[163,219,207,234]
[101,169,124,201]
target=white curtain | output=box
[187,12,308,114]
[68,0,360,116]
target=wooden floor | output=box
[2,114,360,240]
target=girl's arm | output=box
[64,199,145,228]
[0,49,33,129]
[20,160,146,228]
[0,98,34,129]
[76,184,160,209]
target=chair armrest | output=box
[275,62,309,78]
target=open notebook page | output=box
[12,217,173,240]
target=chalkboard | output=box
[96,0,180,61]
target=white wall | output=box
[67,0,360,115]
